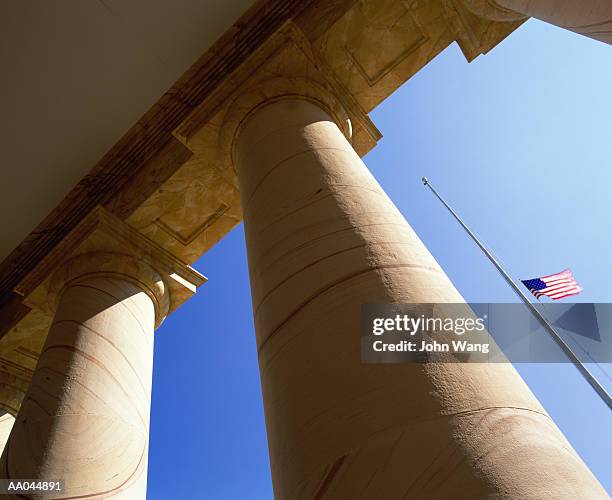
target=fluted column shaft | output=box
[234,98,606,499]
[0,254,164,498]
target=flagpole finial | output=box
[421,176,429,186]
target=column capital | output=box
[48,252,170,327]
[17,206,206,327]
[222,76,354,171]
[176,22,381,160]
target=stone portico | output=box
[0,0,609,497]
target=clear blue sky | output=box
[147,19,612,499]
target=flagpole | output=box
[422,176,612,409]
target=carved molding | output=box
[155,203,230,246]
[18,206,205,321]
[442,0,527,61]
[344,2,429,86]
[461,0,526,22]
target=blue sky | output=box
[147,19,612,499]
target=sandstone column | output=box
[234,98,606,498]
[0,253,167,498]
[464,0,612,45]
[0,412,14,457]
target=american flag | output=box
[521,269,582,300]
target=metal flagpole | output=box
[421,176,612,409]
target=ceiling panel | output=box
[0,0,254,261]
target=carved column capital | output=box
[18,206,206,328]
[222,76,354,171]
[48,252,170,327]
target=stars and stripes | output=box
[521,269,582,300]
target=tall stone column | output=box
[234,98,606,498]
[0,207,203,497]
[0,253,167,498]
[0,413,14,457]
[464,0,612,45]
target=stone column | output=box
[234,98,606,499]
[0,413,14,457]
[464,0,612,45]
[0,253,168,498]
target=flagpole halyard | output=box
[422,177,612,410]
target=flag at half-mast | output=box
[521,269,582,300]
